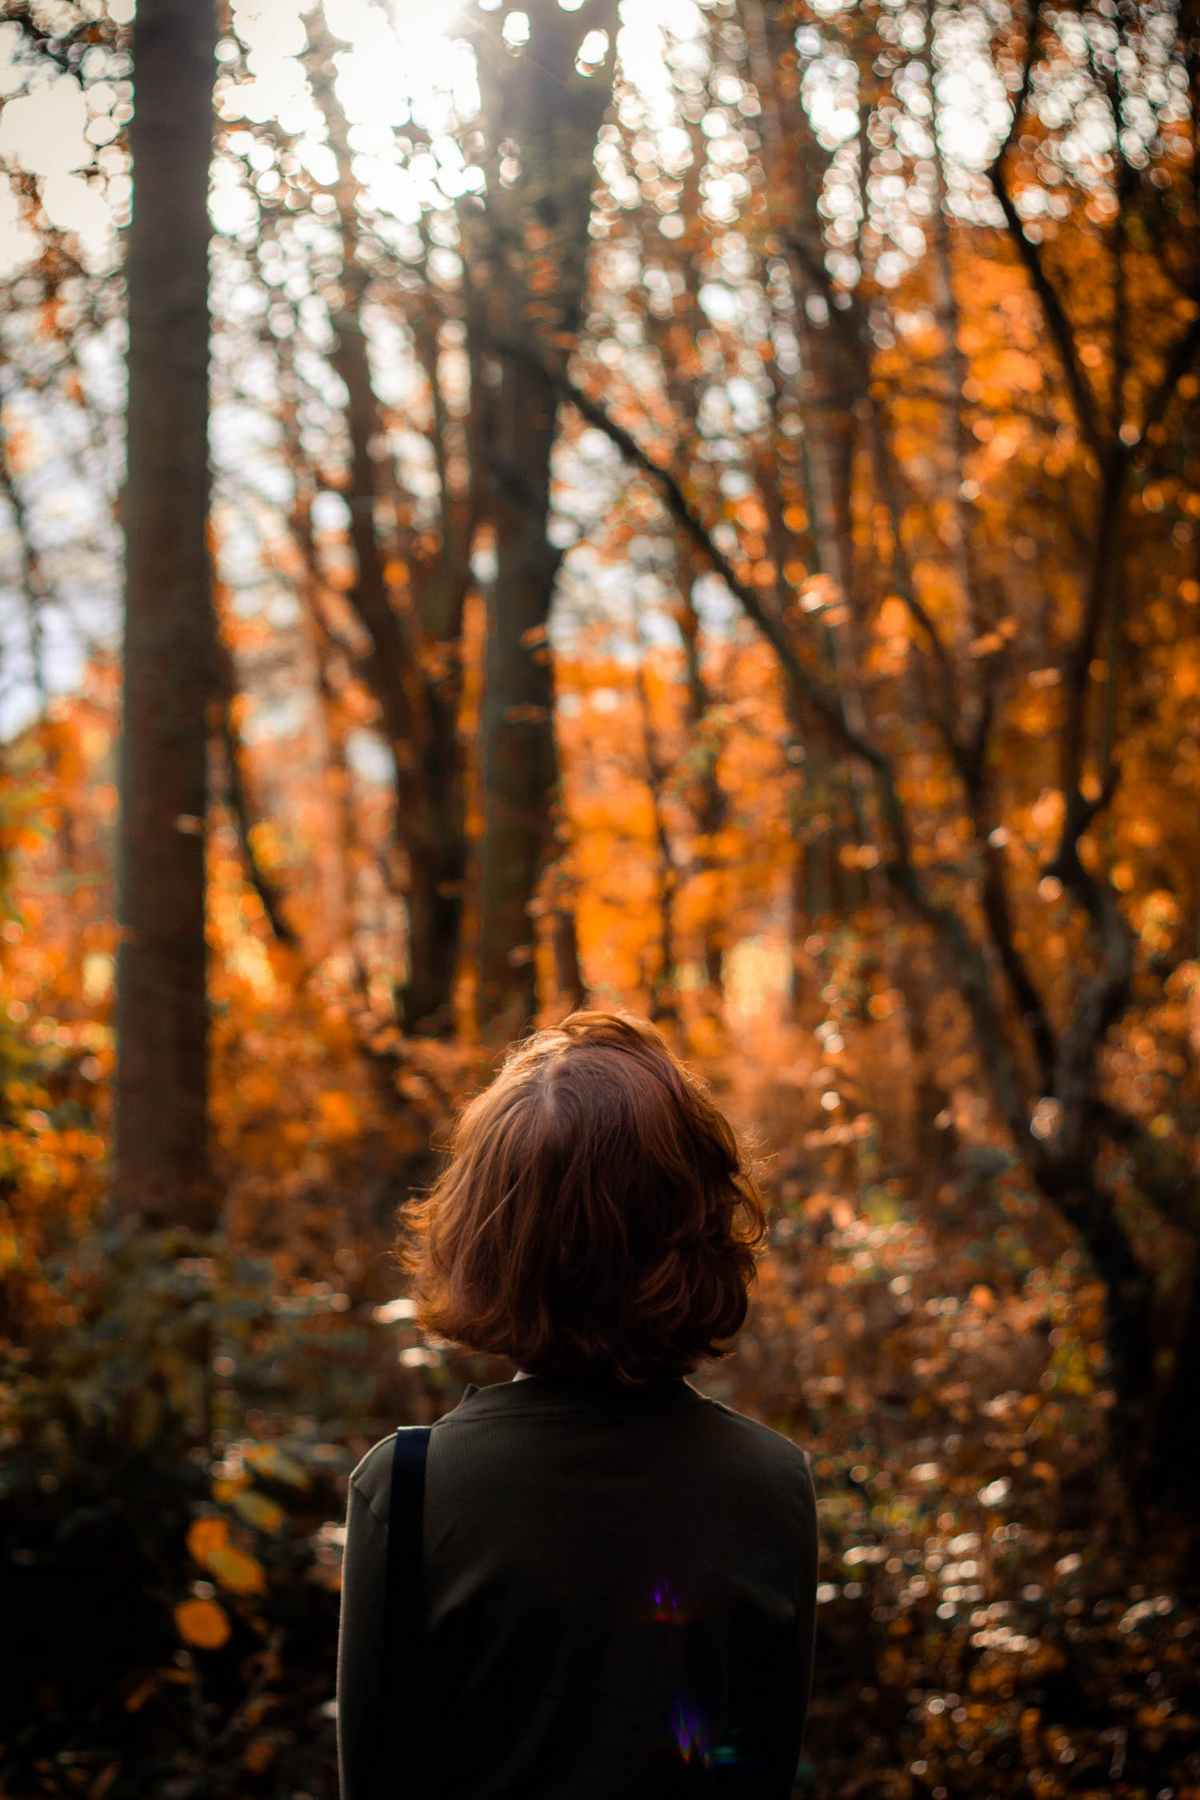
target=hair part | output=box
[397,1011,769,1385]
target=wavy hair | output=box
[397,1011,768,1385]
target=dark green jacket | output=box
[336,1371,818,1798]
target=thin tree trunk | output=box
[549,857,587,1015]
[632,616,681,1026]
[214,634,296,950]
[113,0,217,1231]
[314,49,469,1038]
[744,0,874,937]
[675,541,728,1003]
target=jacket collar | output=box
[457,1370,709,1413]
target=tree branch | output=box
[984,1,1109,456]
[1095,1099,1200,1239]
[493,334,1048,1165]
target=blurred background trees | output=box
[2,0,1200,1793]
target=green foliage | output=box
[0,1223,364,1799]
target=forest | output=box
[2,0,1200,1792]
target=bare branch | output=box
[984,1,1109,456]
[492,335,1050,1164]
[214,638,298,950]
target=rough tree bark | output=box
[469,0,619,1040]
[113,0,218,1231]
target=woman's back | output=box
[338,1371,818,1799]
[336,1012,821,1795]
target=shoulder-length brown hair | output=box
[397,1011,768,1385]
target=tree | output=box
[534,0,1200,1519]
[311,34,476,1038]
[113,0,218,1230]
[469,0,619,1039]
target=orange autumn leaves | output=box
[175,1511,267,1651]
[174,1597,232,1651]
[174,1439,311,1649]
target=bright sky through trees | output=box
[0,0,1013,284]
[0,0,1016,739]
[2,0,1174,738]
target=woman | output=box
[336,1010,819,1798]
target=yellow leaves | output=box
[174,1598,232,1650]
[1013,692,1058,736]
[203,1544,267,1596]
[876,597,909,640]
[250,937,295,994]
[989,348,1044,394]
[1029,788,1064,837]
[244,1441,309,1487]
[967,629,1005,658]
[1171,654,1200,698]
[318,1089,359,1139]
[81,951,113,1002]
[245,819,283,869]
[189,1512,267,1589]
[229,1489,285,1534]
[838,844,880,871]
[188,1516,230,1563]
[800,573,839,613]
[727,494,768,533]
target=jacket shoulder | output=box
[348,1433,395,1519]
[701,1396,816,1486]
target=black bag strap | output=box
[383,1425,432,1696]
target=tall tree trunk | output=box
[744,0,874,942]
[405,305,476,1039]
[113,0,217,1232]
[470,0,618,1040]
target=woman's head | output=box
[399,1010,768,1384]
